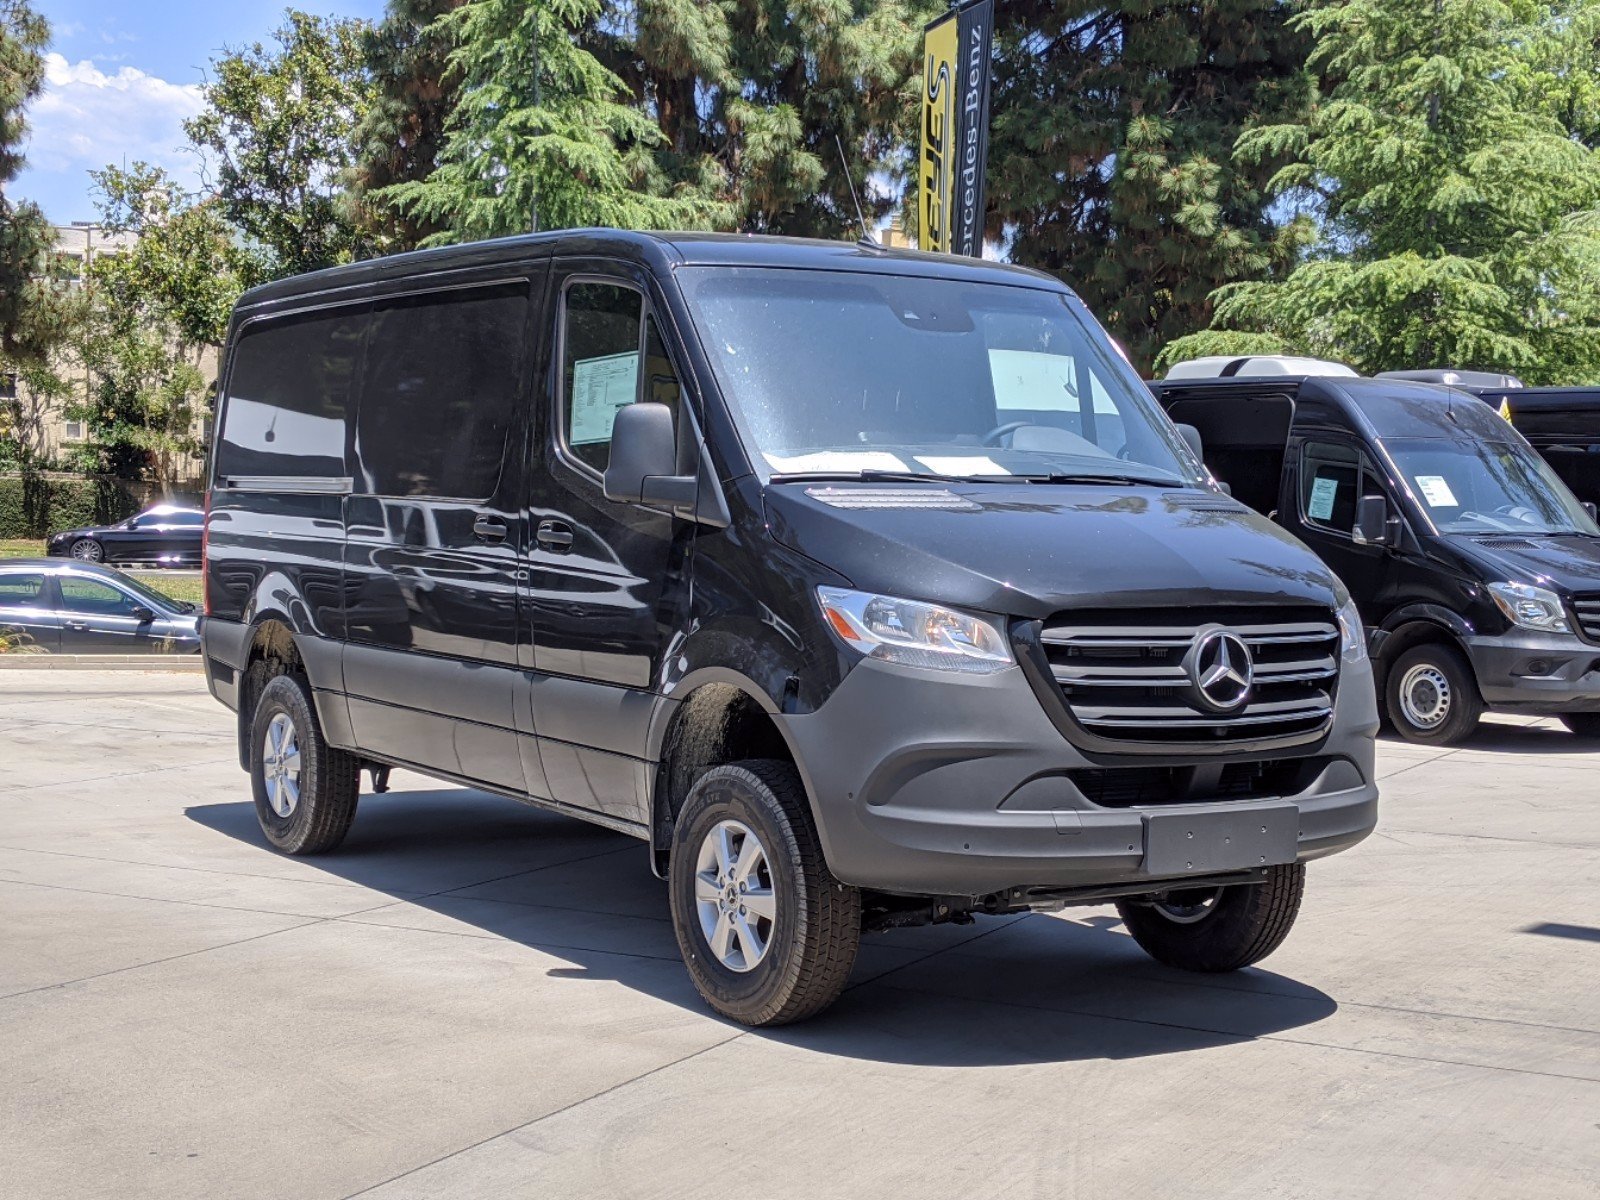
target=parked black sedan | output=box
[0,560,199,654]
[45,503,204,566]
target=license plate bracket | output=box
[1142,803,1299,876]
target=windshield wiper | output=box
[769,469,1003,485]
[1019,471,1183,487]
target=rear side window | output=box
[1301,442,1377,536]
[215,307,366,483]
[356,283,529,500]
[0,573,46,605]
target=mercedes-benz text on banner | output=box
[918,0,994,258]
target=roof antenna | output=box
[834,132,878,249]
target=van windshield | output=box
[1386,437,1600,535]
[679,267,1197,485]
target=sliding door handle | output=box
[472,515,508,543]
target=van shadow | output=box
[1379,718,1596,755]
[186,789,1340,1067]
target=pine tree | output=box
[351,0,467,251]
[0,0,58,364]
[590,0,936,237]
[986,1,1313,372]
[380,0,722,242]
[1162,0,1600,383]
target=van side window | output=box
[560,282,680,474]
[356,283,528,500]
[216,308,365,482]
[1301,442,1364,535]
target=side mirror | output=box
[1584,501,1598,522]
[131,604,156,623]
[1176,422,1204,462]
[603,403,696,510]
[1353,494,1396,547]
[124,518,139,530]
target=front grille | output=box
[1574,594,1600,643]
[1069,757,1330,808]
[1038,605,1339,746]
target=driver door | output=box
[1281,438,1397,626]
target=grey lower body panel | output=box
[1465,632,1600,712]
[783,655,1380,897]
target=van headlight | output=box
[1488,581,1569,633]
[1335,594,1366,663]
[816,587,1013,674]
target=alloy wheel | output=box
[693,819,777,972]
[261,712,302,819]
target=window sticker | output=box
[1308,475,1340,521]
[988,349,1079,412]
[1413,475,1458,507]
[570,351,639,445]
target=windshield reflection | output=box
[1386,438,1600,535]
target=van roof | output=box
[236,229,1066,311]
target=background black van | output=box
[1150,372,1600,744]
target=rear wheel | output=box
[1116,864,1305,972]
[668,761,860,1026]
[1560,713,1600,739]
[70,538,103,563]
[1385,642,1482,745]
[249,673,360,854]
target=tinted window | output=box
[561,283,683,475]
[356,284,528,499]
[0,573,46,605]
[216,307,366,481]
[58,577,142,616]
[1302,443,1361,534]
[160,511,204,526]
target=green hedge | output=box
[0,474,141,539]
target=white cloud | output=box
[22,54,205,206]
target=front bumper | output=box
[1464,630,1600,712]
[783,654,1380,897]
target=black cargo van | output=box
[1150,373,1600,745]
[201,231,1378,1025]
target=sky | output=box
[12,0,387,224]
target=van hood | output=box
[1451,533,1600,594]
[762,482,1342,620]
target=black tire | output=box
[69,538,103,563]
[1560,713,1600,739]
[1116,863,1306,972]
[668,760,861,1026]
[1384,642,1483,745]
[249,673,360,855]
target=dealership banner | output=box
[918,0,994,257]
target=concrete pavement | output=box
[0,670,1596,1198]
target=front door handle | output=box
[536,519,575,553]
[63,620,89,631]
[472,515,508,544]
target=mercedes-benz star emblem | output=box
[1186,628,1254,713]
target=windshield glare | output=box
[681,268,1196,484]
[1387,438,1600,535]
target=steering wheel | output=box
[983,420,1033,447]
[1494,504,1539,524]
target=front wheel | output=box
[1116,863,1305,972]
[1561,713,1600,739]
[70,538,103,563]
[668,761,861,1026]
[1385,642,1483,745]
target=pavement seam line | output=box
[1,757,242,792]
[872,982,1600,1085]
[339,1034,747,1199]
[329,913,684,961]
[0,874,397,922]
[0,842,419,892]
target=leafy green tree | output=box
[1162,0,1600,383]
[71,166,256,490]
[0,0,64,364]
[591,0,935,237]
[381,0,727,241]
[186,10,376,276]
[352,0,467,251]
[987,1,1313,372]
